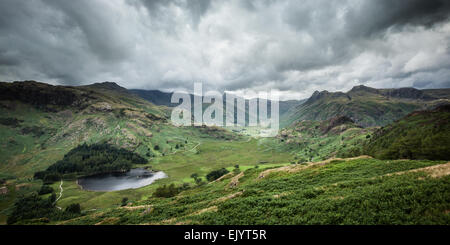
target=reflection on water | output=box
[77,168,167,191]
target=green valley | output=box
[0,81,449,225]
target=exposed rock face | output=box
[320,116,356,134]
[343,85,435,100]
[89,102,113,112]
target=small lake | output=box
[77,168,167,191]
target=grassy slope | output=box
[59,158,450,225]
[277,117,373,162]
[365,105,450,160]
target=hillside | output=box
[130,89,178,107]
[282,85,449,127]
[277,116,372,162]
[56,157,450,225]
[364,104,450,160]
[1,81,449,225]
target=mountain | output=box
[282,85,450,127]
[364,104,450,160]
[130,89,177,107]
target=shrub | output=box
[121,197,129,207]
[153,184,180,198]
[38,185,54,195]
[65,203,81,214]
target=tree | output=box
[121,197,129,207]
[38,185,54,195]
[49,193,56,203]
[195,177,205,186]
[65,203,81,214]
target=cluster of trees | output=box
[206,168,229,182]
[7,193,81,224]
[38,185,54,195]
[153,184,181,198]
[34,143,147,183]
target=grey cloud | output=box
[345,0,450,37]
[138,0,211,29]
[0,0,449,99]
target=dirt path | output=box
[55,180,63,210]
[257,155,373,179]
[167,141,201,155]
[189,141,201,152]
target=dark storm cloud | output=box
[0,0,449,99]
[345,0,450,37]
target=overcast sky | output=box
[1,0,450,100]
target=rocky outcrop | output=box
[0,186,8,195]
[320,116,356,134]
[0,81,85,109]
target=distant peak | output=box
[88,81,127,91]
[97,81,121,87]
[349,85,378,93]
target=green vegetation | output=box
[121,197,129,207]
[365,105,450,160]
[38,185,54,195]
[278,116,372,162]
[56,158,450,225]
[206,168,230,182]
[153,184,181,198]
[34,143,147,182]
[0,117,23,127]
[65,203,81,214]
[6,193,82,225]
[1,81,449,225]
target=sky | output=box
[0,0,450,100]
